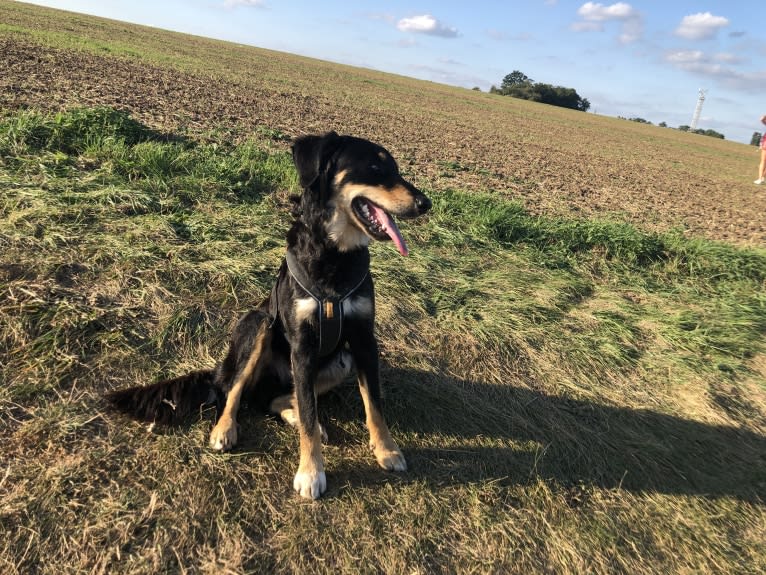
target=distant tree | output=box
[501,70,532,90]
[752,132,763,146]
[659,121,668,128]
[492,71,590,112]
[678,125,690,132]
[629,117,652,124]
[471,86,481,91]
[692,128,725,140]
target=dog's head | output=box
[291,132,431,256]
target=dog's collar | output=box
[285,250,369,357]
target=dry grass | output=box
[1,3,765,574]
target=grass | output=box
[1,108,765,574]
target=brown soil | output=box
[2,35,765,246]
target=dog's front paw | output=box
[373,445,407,472]
[293,469,327,499]
[209,417,238,451]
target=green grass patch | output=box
[0,106,155,156]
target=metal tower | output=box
[690,89,707,131]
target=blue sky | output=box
[19,1,766,143]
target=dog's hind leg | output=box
[270,393,328,443]
[209,312,272,451]
[270,393,298,426]
[349,333,407,472]
[269,351,351,442]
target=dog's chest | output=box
[284,249,373,356]
[292,293,373,357]
[293,294,372,323]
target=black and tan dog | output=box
[107,132,431,499]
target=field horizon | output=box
[1,2,765,574]
[2,0,765,247]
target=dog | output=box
[107,131,432,499]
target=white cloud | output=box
[572,2,642,44]
[666,50,743,68]
[397,14,459,38]
[713,53,743,65]
[665,50,705,65]
[571,21,603,32]
[664,49,766,93]
[577,2,634,21]
[409,63,487,87]
[223,0,266,8]
[366,13,396,24]
[618,17,642,44]
[675,13,729,41]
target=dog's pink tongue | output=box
[369,203,409,256]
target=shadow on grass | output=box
[313,366,766,504]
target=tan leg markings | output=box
[292,397,326,499]
[209,329,270,452]
[358,373,407,472]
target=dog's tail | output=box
[105,370,223,424]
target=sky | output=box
[18,1,766,144]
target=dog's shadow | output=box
[306,365,766,504]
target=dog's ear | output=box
[291,131,341,189]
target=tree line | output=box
[489,71,590,112]
[488,70,761,142]
[623,117,725,139]
[487,71,748,141]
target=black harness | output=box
[284,250,369,357]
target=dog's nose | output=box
[415,194,432,214]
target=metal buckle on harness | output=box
[318,298,342,357]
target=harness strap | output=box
[285,251,368,357]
